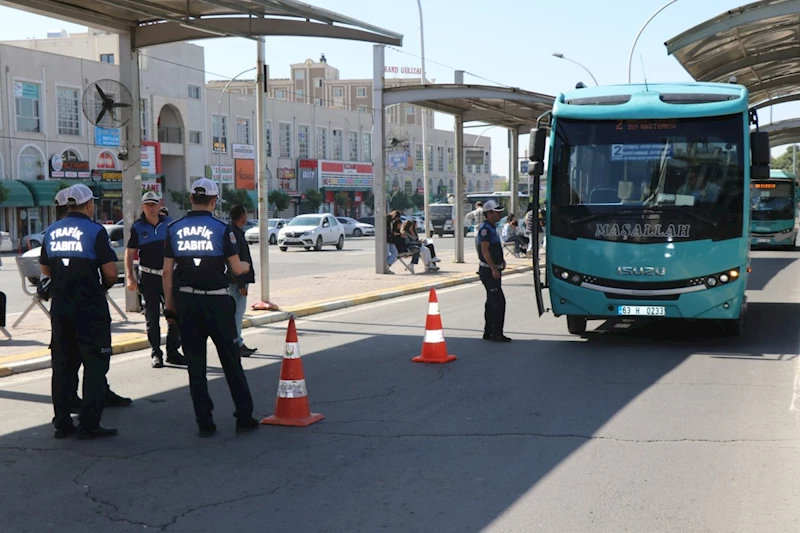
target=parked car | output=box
[278,214,345,251]
[22,230,46,249]
[358,216,375,226]
[22,224,126,284]
[245,218,288,245]
[336,217,375,237]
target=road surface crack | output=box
[314,368,445,406]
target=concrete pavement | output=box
[0,252,799,531]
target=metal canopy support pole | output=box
[118,32,142,313]
[373,45,387,274]
[509,129,519,218]
[256,37,270,302]
[454,69,465,263]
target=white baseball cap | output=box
[482,200,505,212]
[189,177,219,197]
[141,190,161,204]
[65,183,98,206]
[54,187,70,207]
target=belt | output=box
[178,287,229,296]
[139,266,163,276]
[479,261,506,270]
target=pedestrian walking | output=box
[40,184,120,439]
[126,191,187,369]
[227,204,257,356]
[476,200,511,342]
[162,178,258,437]
[466,201,485,231]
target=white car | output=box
[245,218,288,245]
[278,214,345,251]
[336,216,375,237]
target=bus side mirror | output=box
[750,131,770,166]
[751,165,769,179]
[529,128,548,176]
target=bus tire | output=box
[726,300,747,337]
[566,315,587,335]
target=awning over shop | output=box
[246,190,259,211]
[18,179,63,206]
[0,180,35,208]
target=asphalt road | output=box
[1,255,799,532]
[1,235,467,316]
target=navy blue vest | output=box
[165,211,237,291]
[129,215,171,269]
[475,220,503,266]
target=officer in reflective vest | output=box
[476,200,511,342]
[126,191,186,369]
[162,178,258,438]
[40,184,119,439]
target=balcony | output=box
[158,126,183,144]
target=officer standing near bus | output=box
[40,184,118,439]
[162,178,258,437]
[476,200,511,342]
[126,191,187,369]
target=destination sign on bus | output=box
[611,143,673,161]
[616,119,678,131]
[753,183,776,189]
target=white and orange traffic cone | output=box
[412,288,457,364]
[261,317,324,427]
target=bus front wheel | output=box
[566,316,587,335]
[725,300,747,337]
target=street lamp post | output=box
[552,53,599,86]
[216,67,257,209]
[627,0,679,83]
[416,0,431,236]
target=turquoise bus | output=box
[750,169,799,249]
[527,82,771,337]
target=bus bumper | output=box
[548,275,745,320]
[750,231,796,247]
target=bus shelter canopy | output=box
[382,84,555,134]
[759,117,800,147]
[664,0,800,109]
[0,0,403,47]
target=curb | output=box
[1,264,534,377]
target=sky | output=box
[0,0,796,175]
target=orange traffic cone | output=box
[261,317,324,427]
[412,288,457,364]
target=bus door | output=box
[529,127,549,317]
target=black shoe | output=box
[240,345,257,357]
[198,422,217,438]
[482,333,492,341]
[69,396,82,414]
[54,424,77,439]
[105,390,133,407]
[76,425,118,440]
[166,352,187,366]
[491,335,512,343]
[152,355,164,368]
[236,417,259,433]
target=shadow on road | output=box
[747,256,799,291]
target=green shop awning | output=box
[0,180,35,207]
[246,190,259,210]
[18,179,64,206]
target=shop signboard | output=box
[318,161,373,190]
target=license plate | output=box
[617,305,665,316]
[757,238,770,243]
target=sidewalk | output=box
[0,246,541,376]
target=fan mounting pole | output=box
[256,37,271,302]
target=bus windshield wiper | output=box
[649,206,718,227]
[570,207,718,227]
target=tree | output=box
[221,188,254,215]
[364,192,375,211]
[268,189,291,215]
[0,181,8,205]
[169,189,191,211]
[772,145,800,176]
[334,192,350,215]
[303,188,323,213]
[409,193,424,210]
[389,192,412,212]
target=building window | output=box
[314,78,323,88]
[356,105,368,114]
[100,53,114,64]
[62,149,80,162]
[315,98,324,107]
[316,126,327,159]
[356,87,367,98]
[266,121,272,157]
[15,81,41,132]
[406,105,415,115]
[296,89,304,101]
[56,87,80,136]
[294,69,305,80]
[415,143,423,167]
[212,114,227,152]
[276,89,286,99]
[348,131,359,161]
[18,146,43,180]
[297,125,310,159]
[483,152,490,174]
[447,147,454,172]
[437,146,444,172]
[140,98,148,140]
[427,145,433,171]
[363,132,372,162]
[279,122,292,158]
[332,129,343,160]
[189,131,202,144]
[187,85,201,99]
[333,87,344,98]
[235,117,250,145]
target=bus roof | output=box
[552,82,749,120]
[769,169,796,179]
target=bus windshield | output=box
[550,114,745,243]
[751,181,795,221]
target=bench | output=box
[13,256,128,329]
[394,251,418,274]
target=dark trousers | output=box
[479,267,506,338]
[506,235,529,254]
[177,292,254,425]
[51,311,111,430]
[140,272,181,358]
[425,242,437,258]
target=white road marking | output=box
[791,336,800,416]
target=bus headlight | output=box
[561,271,569,280]
[719,274,729,283]
[706,277,718,287]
